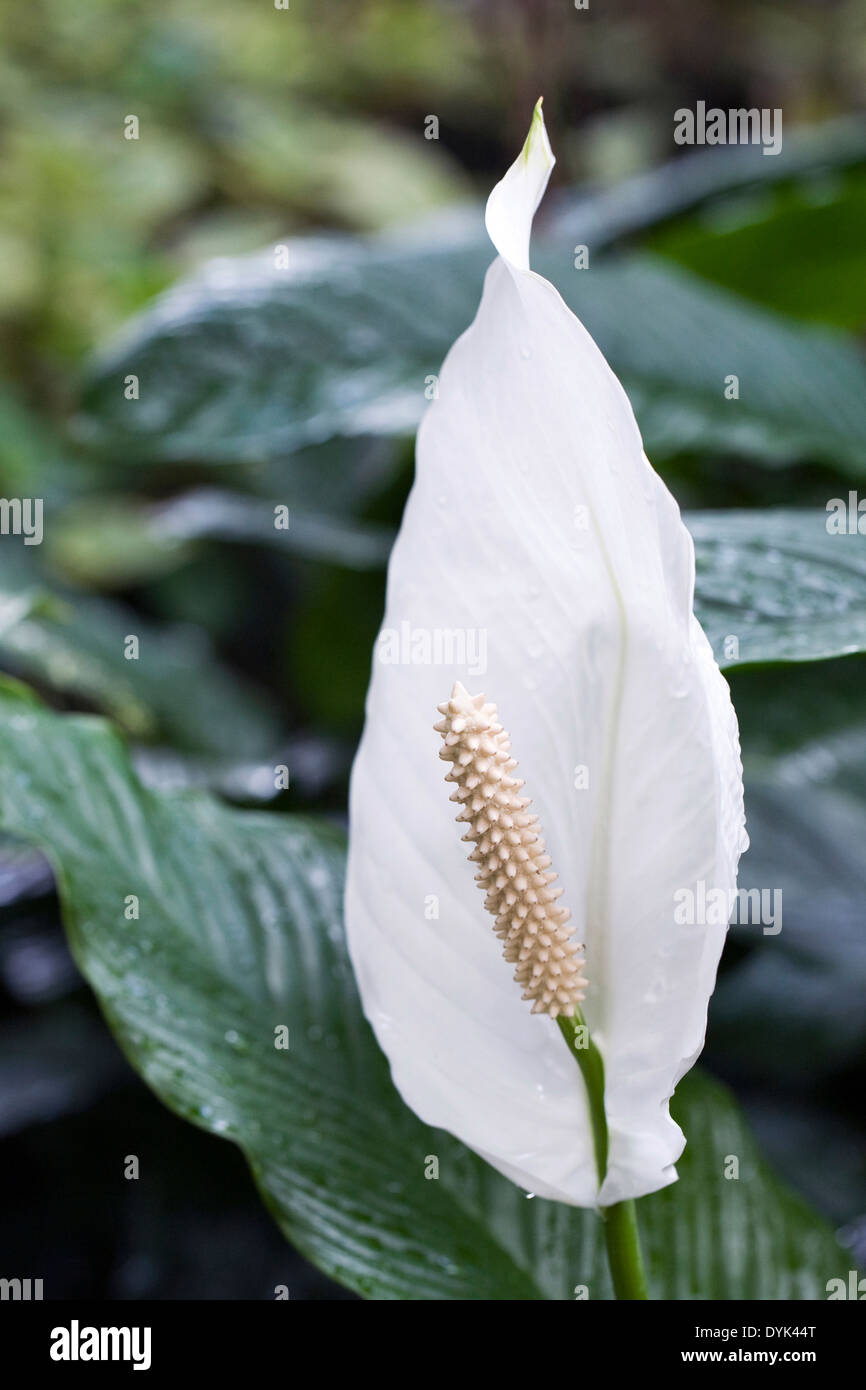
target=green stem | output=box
[600,1197,648,1300]
[557,1012,649,1300]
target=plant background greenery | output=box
[1,0,865,1298]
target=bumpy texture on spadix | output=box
[436,682,587,1017]
[345,100,747,1208]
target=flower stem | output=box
[557,1012,649,1300]
[600,1198,648,1300]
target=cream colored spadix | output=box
[435,681,587,1018]
[345,100,747,1207]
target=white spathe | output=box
[345,102,747,1207]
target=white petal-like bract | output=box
[345,103,747,1207]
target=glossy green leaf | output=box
[547,116,866,255]
[0,560,279,756]
[649,169,866,331]
[710,656,866,1085]
[75,233,866,474]
[688,508,866,667]
[49,491,394,589]
[566,262,866,473]
[0,684,848,1299]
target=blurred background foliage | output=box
[1,0,866,1297]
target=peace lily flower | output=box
[345,101,747,1292]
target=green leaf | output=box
[561,261,866,473]
[0,685,848,1299]
[714,772,866,1082]
[48,491,394,589]
[74,233,488,465]
[709,656,866,1085]
[732,655,866,758]
[547,116,866,254]
[48,499,195,589]
[649,168,866,332]
[0,558,279,756]
[75,232,866,474]
[0,384,95,502]
[688,508,866,667]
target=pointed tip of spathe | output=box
[486,99,555,272]
[522,96,554,175]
